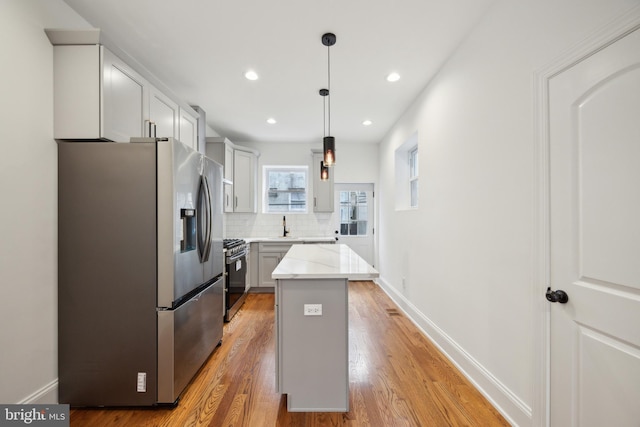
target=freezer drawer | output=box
[157,277,223,404]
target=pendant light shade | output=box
[323,136,335,167]
[320,160,329,181]
[322,33,336,166]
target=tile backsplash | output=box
[225,212,337,239]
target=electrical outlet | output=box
[304,304,322,316]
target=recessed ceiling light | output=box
[386,72,400,82]
[245,70,259,81]
[266,118,277,124]
[362,120,372,126]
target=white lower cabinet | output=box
[256,242,293,288]
[258,252,282,288]
[253,241,336,289]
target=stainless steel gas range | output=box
[223,239,248,321]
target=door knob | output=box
[546,287,569,304]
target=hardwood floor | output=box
[69,281,509,426]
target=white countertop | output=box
[271,244,379,280]
[245,236,335,243]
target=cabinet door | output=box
[258,252,281,287]
[224,145,235,212]
[224,185,234,213]
[248,243,259,288]
[224,145,234,181]
[149,86,178,139]
[179,107,198,150]
[233,150,256,213]
[103,48,147,141]
[312,152,334,212]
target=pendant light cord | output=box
[327,44,331,135]
[323,94,326,137]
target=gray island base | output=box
[272,244,379,412]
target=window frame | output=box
[262,165,309,214]
[338,190,369,236]
[409,147,418,208]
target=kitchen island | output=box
[272,244,379,412]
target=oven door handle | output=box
[226,251,247,264]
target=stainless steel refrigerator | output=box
[58,138,224,406]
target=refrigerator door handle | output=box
[197,176,204,260]
[197,175,212,262]
[202,175,213,262]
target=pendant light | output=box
[320,160,329,180]
[322,33,336,167]
[319,88,330,181]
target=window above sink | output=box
[263,165,308,214]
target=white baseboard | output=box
[375,277,531,427]
[18,379,58,405]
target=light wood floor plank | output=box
[69,281,509,426]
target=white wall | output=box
[376,0,638,425]
[225,141,378,239]
[0,0,91,403]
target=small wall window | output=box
[263,166,308,213]
[395,132,419,210]
[409,147,418,208]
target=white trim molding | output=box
[532,5,640,427]
[18,379,58,405]
[376,277,530,427]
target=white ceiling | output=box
[62,0,495,145]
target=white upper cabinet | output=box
[52,44,101,139]
[223,144,234,212]
[53,45,148,141]
[178,107,198,151]
[312,150,334,212]
[49,32,197,144]
[102,48,147,141]
[148,85,178,140]
[233,149,258,213]
[205,137,234,212]
[206,137,259,213]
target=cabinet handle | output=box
[146,120,157,138]
[226,194,229,206]
[235,196,238,208]
[314,197,317,208]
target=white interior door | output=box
[548,27,640,427]
[334,183,374,266]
